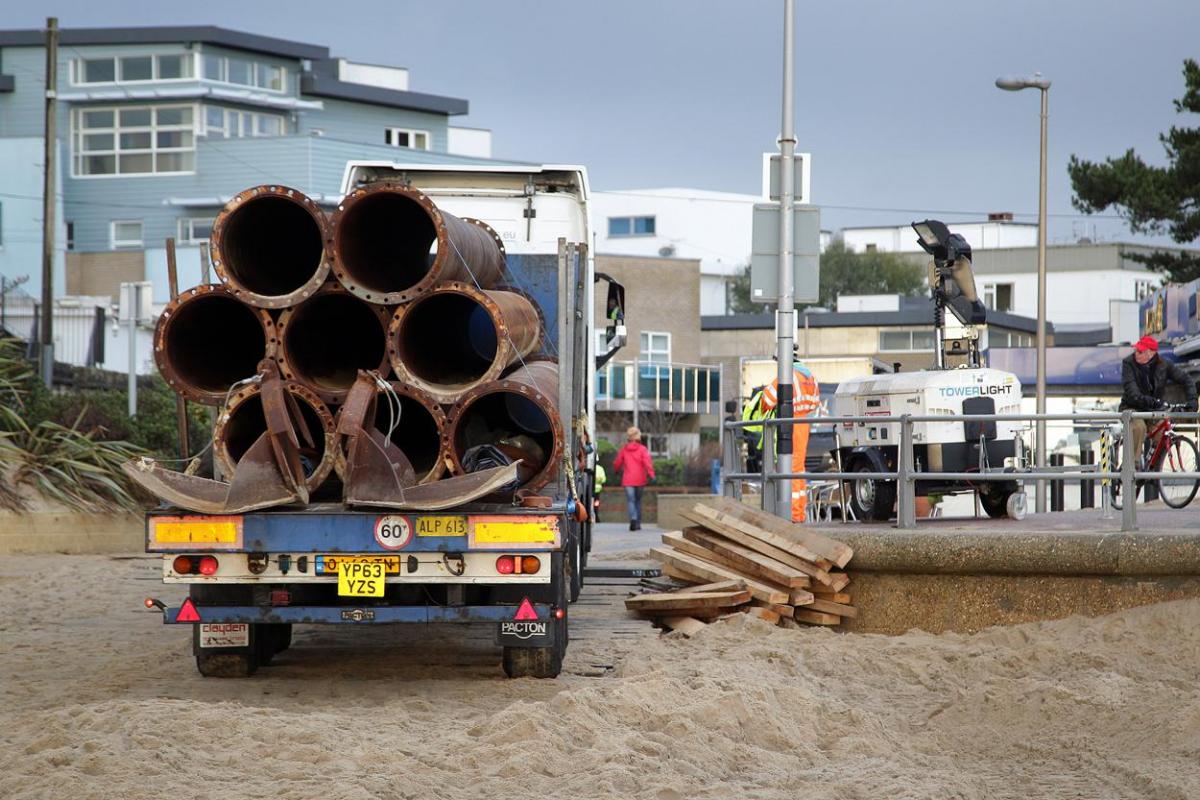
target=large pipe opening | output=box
[452,391,555,486]
[334,192,438,297]
[221,391,330,489]
[163,293,268,397]
[219,195,325,298]
[282,293,387,396]
[369,390,444,481]
[394,293,498,389]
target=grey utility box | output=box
[749,204,821,304]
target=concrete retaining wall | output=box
[0,512,143,554]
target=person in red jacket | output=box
[613,426,655,530]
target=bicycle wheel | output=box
[1107,434,1128,510]
[1158,434,1200,508]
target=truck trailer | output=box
[139,162,621,679]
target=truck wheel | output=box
[196,650,257,678]
[502,645,563,678]
[846,461,895,521]
[254,624,292,665]
[979,488,1011,519]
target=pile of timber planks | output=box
[624,497,856,634]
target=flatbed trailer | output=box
[142,163,617,679]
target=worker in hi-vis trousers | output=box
[760,360,821,522]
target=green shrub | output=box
[652,456,684,486]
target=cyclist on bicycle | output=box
[1120,336,1197,461]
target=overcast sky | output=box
[4,0,1198,243]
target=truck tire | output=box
[846,458,895,521]
[502,643,563,678]
[980,487,1012,519]
[254,623,292,665]
[196,650,257,678]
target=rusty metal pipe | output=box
[330,183,505,305]
[445,360,562,493]
[388,282,541,405]
[214,380,337,495]
[334,382,447,485]
[210,185,331,309]
[277,284,390,405]
[155,284,277,405]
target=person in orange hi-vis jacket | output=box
[760,359,821,522]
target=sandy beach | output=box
[2,552,1198,800]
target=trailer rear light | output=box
[495,555,515,574]
[520,556,541,574]
[198,556,219,576]
[172,555,194,575]
[553,608,565,620]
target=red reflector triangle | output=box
[177,597,201,623]
[514,597,539,621]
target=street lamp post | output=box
[996,72,1051,514]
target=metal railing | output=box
[596,359,722,415]
[721,410,1200,532]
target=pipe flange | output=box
[332,381,448,485]
[330,183,505,305]
[276,281,391,405]
[444,361,563,494]
[210,185,333,310]
[154,283,278,406]
[387,281,540,405]
[213,379,338,494]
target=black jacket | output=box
[1120,354,1197,411]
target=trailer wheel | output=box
[846,459,895,521]
[980,487,1016,519]
[196,650,257,678]
[502,644,563,679]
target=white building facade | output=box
[841,216,1038,254]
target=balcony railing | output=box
[595,359,721,415]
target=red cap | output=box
[1134,336,1159,353]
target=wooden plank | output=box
[680,509,840,588]
[788,588,815,606]
[793,609,842,626]
[649,547,790,604]
[810,590,853,604]
[625,589,751,612]
[751,599,795,619]
[807,598,858,619]
[661,616,706,637]
[688,579,748,594]
[678,527,814,589]
[668,530,811,589]
[703,497,855,568]
[743,606,781,624]
[661,563,705,584]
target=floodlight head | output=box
[995,73,1051,91]
[911,219,952,259]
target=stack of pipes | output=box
[155,183,562,499]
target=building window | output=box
[989,331,1033,348]
[202,106,285,138]
[72,54,195,85]
[646,435,669,456]
[982,282,1014,312]
[864,243,878,253]
[201,55,285,92]
[72,104,196,177]
[384,128,431,150]
[111,220,143,249]
[879,329,935,352]
[178,217,215,244]
[608,216,656,237]
[65,221,74,251]
[640,331,671,365]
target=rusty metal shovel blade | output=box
[122,431,306,515]
[344,461,522,511]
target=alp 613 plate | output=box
[496,619,555,647]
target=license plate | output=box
[336,558,388,598]
[198,623,249,648]
[416,515,467,536]
[316,555,400,575]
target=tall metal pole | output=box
[39,17,59,388]
[773,0,796,521]
[1034,86,1048,513]
[127,283,138,418]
